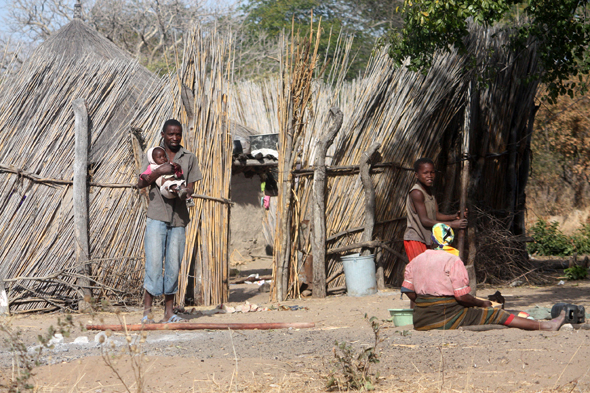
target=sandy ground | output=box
[1,258,590,393]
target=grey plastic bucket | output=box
[341,253,377,297]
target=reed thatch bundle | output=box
[115,24,234,307]
[263,17,468,299]
[173,25,233,306]
[271,22,335,301]
[436,24,541,283]
[267,23,541,296]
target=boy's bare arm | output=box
[435,205,466,221]
[410,190,467,230]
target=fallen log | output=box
[87,322,316,331]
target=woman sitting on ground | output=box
[402,223,565,331]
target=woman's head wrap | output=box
[431,223,459,256]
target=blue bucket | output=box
[341,253,377,297]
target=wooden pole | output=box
[87,321,315,331]
[181,83,197,149]
[359,142,382,288]
[276,104,295,301]
[73,98,92,310]
[0,281,8,316]
[514,104,539,237]
[311,107,344,298]
[459,81,476,296]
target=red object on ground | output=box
[86,322,315,331]
[404,240,427,261]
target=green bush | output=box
[572,224,590,255]
[564,265,589,280]
[528,219,574,256]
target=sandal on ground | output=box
[163,314,186,324]
[141,316,155,324]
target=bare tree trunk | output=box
[73,98,92,311]
[514,104,539,237]
[359,142,382,287]
[311,107,344,298]
[441,147,457,213]
[458,82,471,258]
[459,81,476,295]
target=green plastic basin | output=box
[388,308,414,327]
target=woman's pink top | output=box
[402,250,471,297]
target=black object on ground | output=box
[551,303,585,324]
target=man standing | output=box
[137,119,202,323]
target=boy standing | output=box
[403,158,467,261]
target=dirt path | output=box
[1,259,589,392]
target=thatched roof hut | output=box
[34,19,136,62]
[0,18,165,312]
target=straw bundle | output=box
[271,21,331,301]
[268,37,472,296]
[437,24,541,280]
[172,25,233,306]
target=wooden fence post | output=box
[359,143,382,288]
[73,98,92,310]
[311,107,344,298]
[458,81,477,296]
[0,281,8,316]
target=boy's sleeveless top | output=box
[403,183,437,245]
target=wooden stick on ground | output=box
[87,322,316,331]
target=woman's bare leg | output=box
[507,310,566,331]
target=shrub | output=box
[528,219,574,256]
[564,265,589,280]
[572,224,590,255]
[327,316,381,391]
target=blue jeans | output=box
[144,218,186,296]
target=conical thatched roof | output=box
[0,19,168,312]
[33,19,134,63]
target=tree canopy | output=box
[240,0,402,79]
[388,0,590,102]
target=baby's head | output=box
[151,147,168,165]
